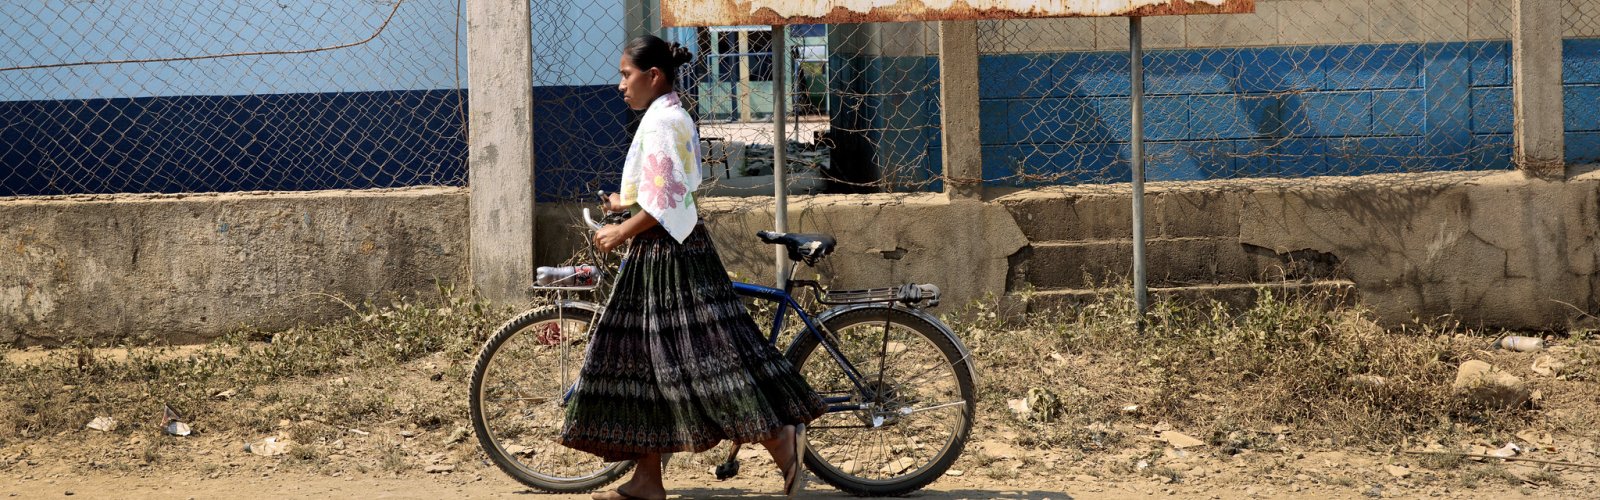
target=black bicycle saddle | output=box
[756,231,837,265]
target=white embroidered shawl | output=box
[619,92,702,243]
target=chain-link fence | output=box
[1567,0,1600,165]
[10,1,1595,201]
[1,0,467,197]
[976,1,1518,188]
[531,12,944,202]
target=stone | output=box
[1452,360,1531,408]
[1160,431,1206,449]
[1385,464,1411,478]
[424,464,455,473]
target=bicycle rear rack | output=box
[818,283,940,308]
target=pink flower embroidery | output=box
[641,151,686,210]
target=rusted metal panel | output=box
[662,0,1254,27]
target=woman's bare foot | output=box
[591,454,667,500]
[759,425,799,480]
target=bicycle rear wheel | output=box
[469,303,632,492]
[787,305,976,496]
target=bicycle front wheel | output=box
[788,305,976,496]
[469,303,633,493]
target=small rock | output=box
[1364,485,1383,498]
[880,457,916,475]
[946,469,963,477]
[1121,404,1142,416]
[1384,464,1411,478]
[839,460,862,475]
[213,389,237,400]
[1452,360,1531,408]
[424,464,455,473]
[348,428,370,436]
[399,430,417,438]
[64,491,73,496]
[1160,431,1206,449]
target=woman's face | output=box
[618,55,661,111]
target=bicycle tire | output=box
[786,305,976,496]
[469,303,634,493]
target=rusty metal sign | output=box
[662,0,1254,27]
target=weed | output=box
[1460,465,1521,488]
[1525,469,1564,487]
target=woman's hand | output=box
[605,193,626,213]
[594,224,629,253]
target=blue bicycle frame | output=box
[731,281,877,413]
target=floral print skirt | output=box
[558,224,827,462]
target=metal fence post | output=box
[1513,0,1566,179]
[1129,16,1148,322]
[467,0,536,303]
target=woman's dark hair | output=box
[624,35,693,83]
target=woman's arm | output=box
[594,209,658,252]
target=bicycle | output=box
[468,198,977,496]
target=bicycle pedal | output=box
[714,459,740,480]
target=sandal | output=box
[783,424,808,498]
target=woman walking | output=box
[558,35,828,500]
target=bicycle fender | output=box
[812,304,980,389]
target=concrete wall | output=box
[0,188,468,346]
[535,194,1029,308]
[998,171,1600,330]
[8,170,1600,345]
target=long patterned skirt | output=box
[559,224,827,462]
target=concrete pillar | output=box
[625,0,659,40]
[467,0,536,303]
[1513,0,1565,179]
[939,21,983,200]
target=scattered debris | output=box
[1489,443,1521,458]
[85,417,117,432]
[1497,335,1545,352]
[1532,356,1568,377]
[348,428,370,436]
[1120,404,1141,416]
[212,389,237,400]
[160,405,191,437]
[244,436,293,457]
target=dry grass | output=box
[0,282,508,448]
[942,284,1544,452]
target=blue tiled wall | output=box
[972,41,1527,187]
[1,90,467,196]
[1567,39,1600,165]
[0,85,634,200]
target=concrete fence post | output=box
[939,20,983,200]
[1513,0,1566,179]
[466,0,537,303]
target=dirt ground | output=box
[5,299,1600,499]
[2,438,1589,499]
